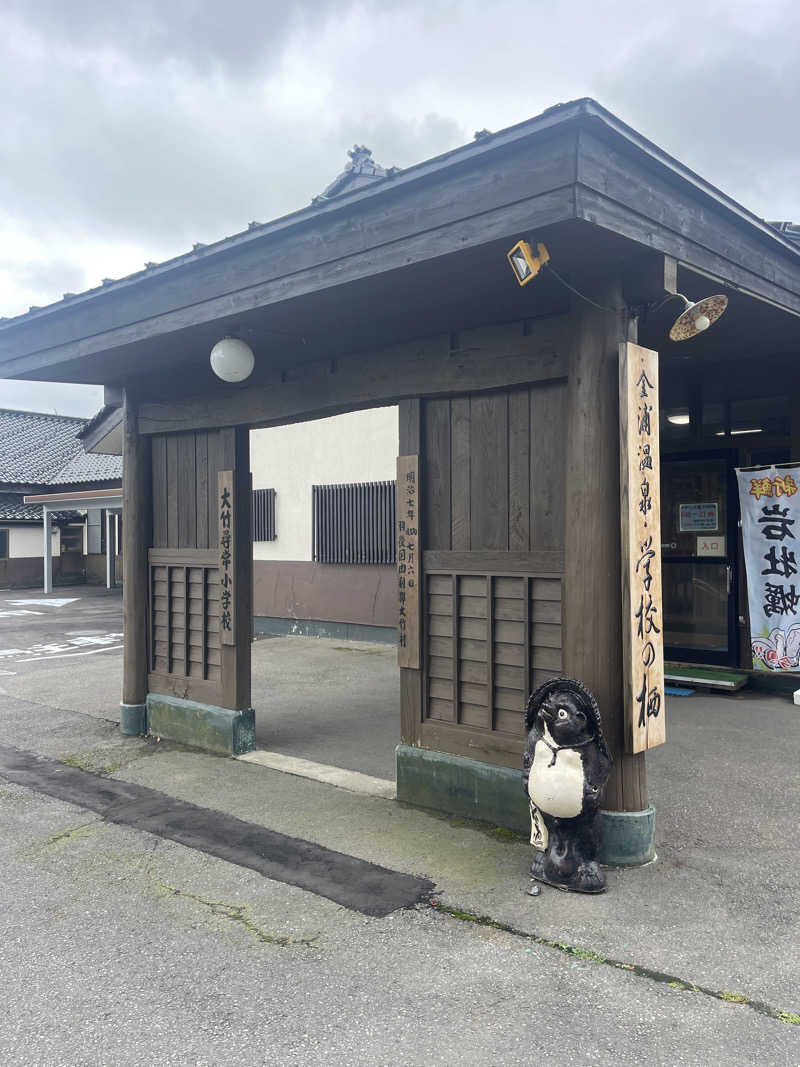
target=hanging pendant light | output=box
[668,294,728,341]
[210,336,255,382]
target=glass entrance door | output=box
[661,454,738,665]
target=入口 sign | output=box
[619,342,665,753]
[697,535,726,557]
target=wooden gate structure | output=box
[2,99,798,863]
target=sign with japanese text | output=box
[218,470,235,646]
[679,502,719,532]
[619,343,665,753]
[697,535,725,558]
[736,465,800,671]
[396,455,420,668]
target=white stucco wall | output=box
[250,406,399,561]
[5,524,61,559]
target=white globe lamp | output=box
[210,337,255,382]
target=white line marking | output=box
[5,598,80,607]
[17,644,124,663]
[237,749,397,800]
[0,610,45,617]
[0,670,16,676]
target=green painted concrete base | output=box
[397,743,530,834]
[145,694,256,755]
[396,745,656,868]
[119,702,147,736]
[599,805,656,866]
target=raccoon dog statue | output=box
[522,677,612,894]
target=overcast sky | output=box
[1,0,798,417]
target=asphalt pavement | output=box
[0,587,798,1065]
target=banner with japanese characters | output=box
[218,470,235,645]
[736,465,800,671]
[619,342,665,753]
[396,455,420,668]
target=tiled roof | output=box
[0,408,122,486]
[0,492,80,522]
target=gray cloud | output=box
[0,0,797,332]
[0,379,104,418]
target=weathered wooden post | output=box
[42,505,52,594]
[120,390,152,735]
[563,282,655,866]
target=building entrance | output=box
[661,453,738,666]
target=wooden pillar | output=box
[563,281,648,813]
[42,506,52,594]
[105,509,115,589]
[121,391,152,713]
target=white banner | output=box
[736,465,800,671]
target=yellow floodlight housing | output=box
[506,240,550,286]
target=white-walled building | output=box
[250,406,399,639]
[0,408,122,589]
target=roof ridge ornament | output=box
[312,145,390,204]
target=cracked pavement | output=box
[0,588,798,1064]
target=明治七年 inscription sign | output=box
[396,455,420,668]
[619,343,665,753]
[218,470,235,645]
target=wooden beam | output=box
[423,549,563,573]
[0,131,578,377]
[121,391,153,707]
[562,279,648,813]
[138,318,569,436]
[577,128,800,315]
[622,252,677,307]
[0,196,572,380]
[578,187,800,318]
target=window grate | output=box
[312,481,396,564]
[252,488,277,542]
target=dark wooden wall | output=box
[151,428,234,550]
[147,426,251,709]
[407,382,566,766]
[423,383,566,552]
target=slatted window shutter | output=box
[312,481,396,564]
[252,488,277,541]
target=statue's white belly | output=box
[528,741,584,818]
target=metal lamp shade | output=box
[668,294,728,342]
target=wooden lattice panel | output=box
[425,571,562,736]
[149,553,221,683]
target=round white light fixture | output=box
[210,337,255,382]
[668,294,728,342]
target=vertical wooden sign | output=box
[218,469,235,646]
[619,342,665,752]
[397,455,420,668]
